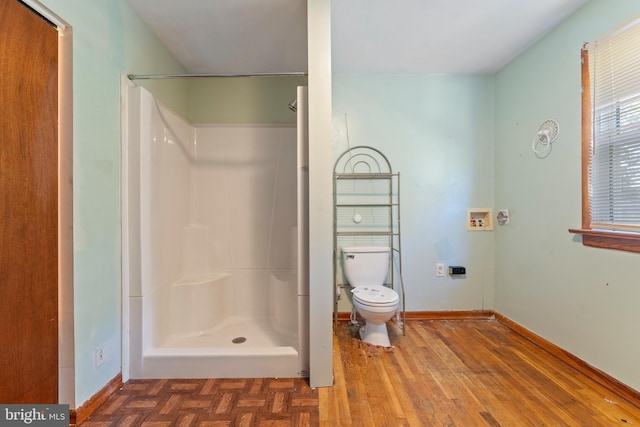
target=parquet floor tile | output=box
[80,378,318,427]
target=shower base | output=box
[163,316,295,348]
[140,317,300,379]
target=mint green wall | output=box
[188,77,307,124]
[40,0,186,406]
[495,0,640,391]
[137,79,189,118]
[333,74,495,311]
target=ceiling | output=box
[125,0,590,75]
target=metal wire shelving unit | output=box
[333,146,406,336]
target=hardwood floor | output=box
[320,319,640,426]
[79,320,640,426]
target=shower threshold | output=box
[160,316,295,348]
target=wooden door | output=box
[0,0,59,403]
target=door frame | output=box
[21,0,74,408]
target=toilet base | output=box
[359,322,391,347]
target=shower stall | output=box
[122,82,309,378]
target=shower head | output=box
[288,99,297,112]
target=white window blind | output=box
[588,17,640,232]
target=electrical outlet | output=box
[436,263,445,277]
[95,345,106,368]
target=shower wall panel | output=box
[193,126,296,268]
[142,91,193,297]
[140,90,194,348]
[193,126,297,319]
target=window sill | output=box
[568,228,640,253]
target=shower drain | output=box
[232,337,247,344]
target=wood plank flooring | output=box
[78,320,640,426]
[320,319,640,426]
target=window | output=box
[570,17,640,253]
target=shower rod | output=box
[127,72,308,80]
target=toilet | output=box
[342,246,399,347]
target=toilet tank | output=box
[342,246,390,287]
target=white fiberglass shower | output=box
[122,82,309,378]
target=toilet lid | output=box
[352,285,399,306]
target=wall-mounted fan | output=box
[532,119,559,155]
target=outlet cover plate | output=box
[95,345,106,368]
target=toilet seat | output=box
[352,285,399,308]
